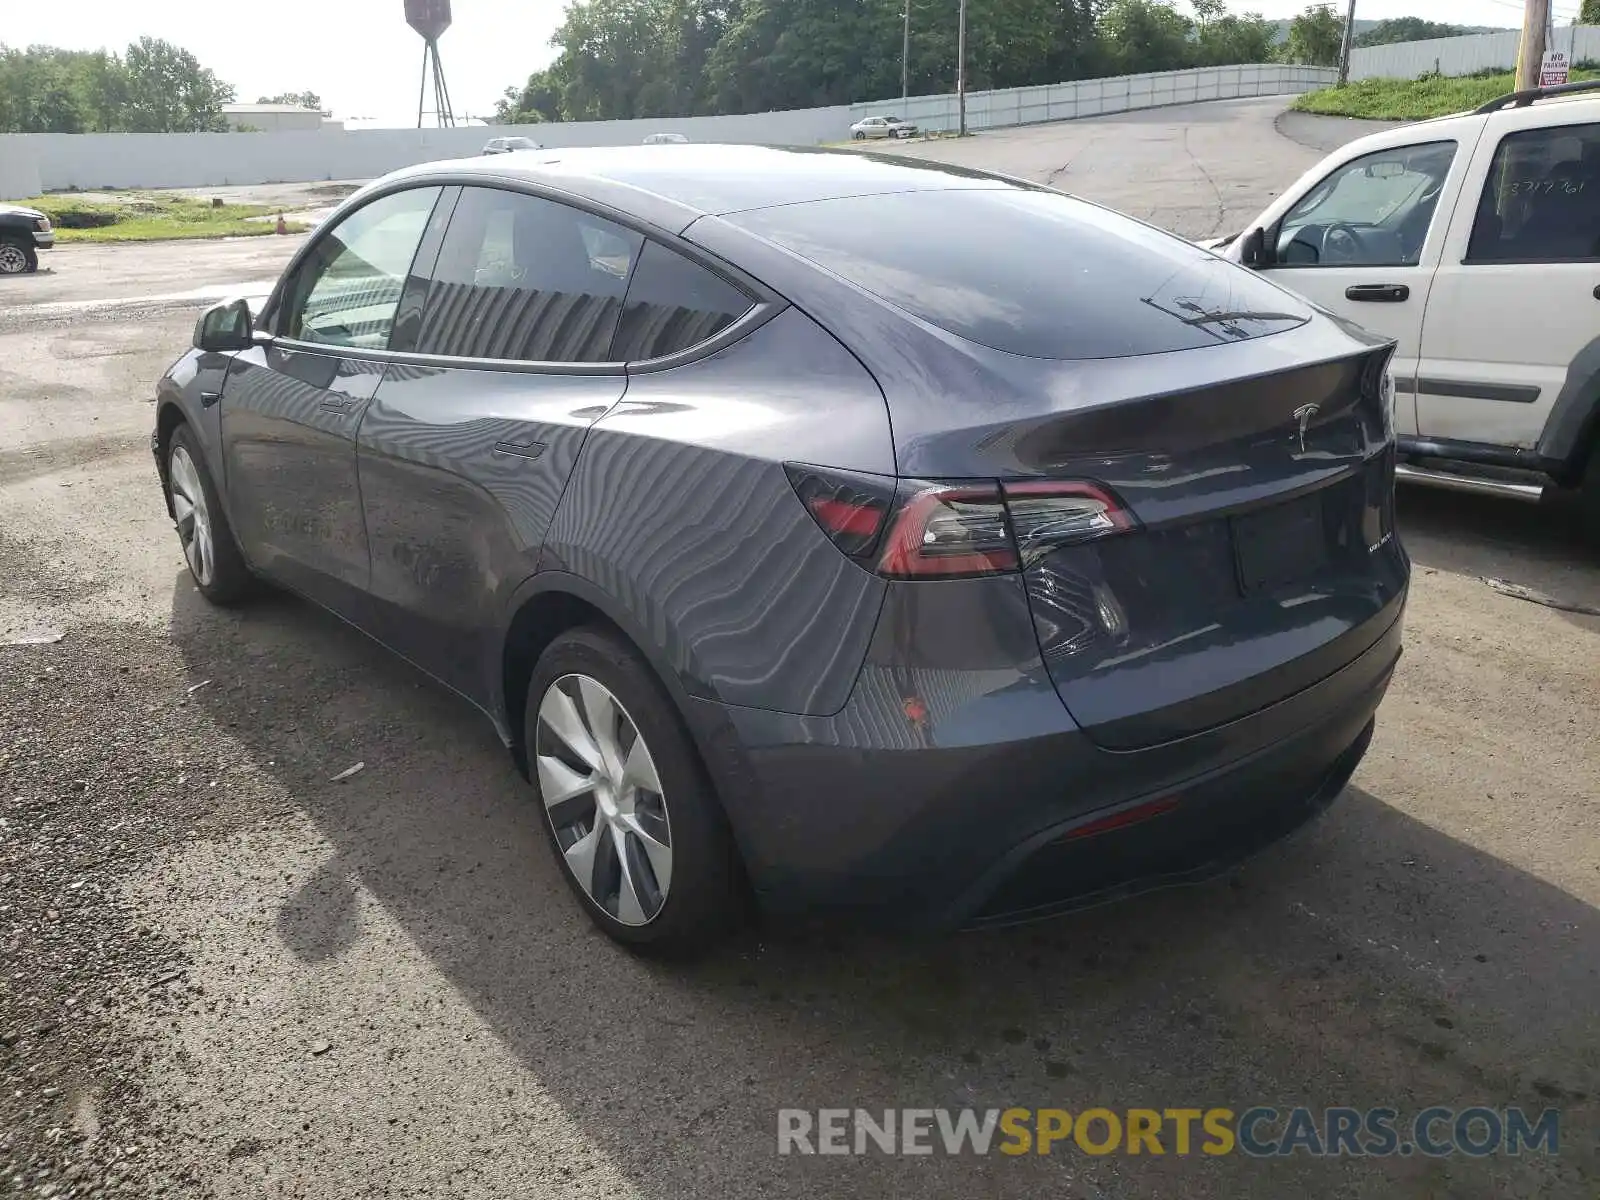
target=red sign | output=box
[1540,50,1569,88]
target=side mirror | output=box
[193,298,253,352]
[1240,226,1270,269]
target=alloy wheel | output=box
[168,446,215,586]
[0,243,28,274]
[535,673,673,926]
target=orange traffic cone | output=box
[275,213,288,235]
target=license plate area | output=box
[1231,492,1328,593]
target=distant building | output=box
[222,104,342,133]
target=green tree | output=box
[491,0,1271,121]
[1284,3,1343,67]
[77,50,131,131]
[0,47,95,132]
[1352,18,1468,47]
[123,36,234,132]
[706,0,898,114]
[257,90,324,110]
[1098,0,1194,74]
[1194,1,1277,67]
[1580,0,1599,24]
[0,40,233,133]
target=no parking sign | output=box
[1540,50,1570,88]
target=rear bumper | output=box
[958,706,1374,928]
[691,586,1403,930]
[33,230,54,249]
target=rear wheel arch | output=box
[1537,336,1600,485]
[499,575,718,777]
[499,575,760,884]
[1562,389,1600,488]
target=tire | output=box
[525,626,742,954]
[166,424,256,605]
[852,132,864,140]
[0,237,37,275]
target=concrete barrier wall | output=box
[2,63,1336,195]
[850,64,1338,131]
[0,142,42,200]
[1349,27,1600,82]
[3,107,851,193]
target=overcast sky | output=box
[38,0,1580,126]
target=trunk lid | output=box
[1004,347,1406,750]
[704,188,1408,749]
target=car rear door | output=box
[1253,137,1472,440]
[1414,108,1600,449]
[220,185,444,614]
[353,184,638,704]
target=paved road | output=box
[1274,109,1409,155]
[876,97,1333,238]
[2,99,1598,1200]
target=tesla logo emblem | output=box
[1292,402,1320,452]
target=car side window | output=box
[610,240,756,361]
[1272,141,1456,269]
[283,187,442,349]
[1467,122,1600,263]
[415,186,643,362]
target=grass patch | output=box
[7,193,307,242]
[1292,69,1600,121]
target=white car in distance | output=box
[850,116,918,140]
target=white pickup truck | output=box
[1208,80,1600,544]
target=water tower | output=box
[406,0,455,128]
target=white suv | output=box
[1213,80,1600,542]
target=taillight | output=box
[787,466,1135,580]
[785,465,892,559]
[35,216,51,233]
[1001,481,1135,565]
[877,483,1016,578]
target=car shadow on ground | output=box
[167,577,1597,1198]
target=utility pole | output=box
[957,0,968,135]
[902,2,910,102]
[1337,0,1358,85]
[1516,0,1551,91]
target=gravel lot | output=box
[2,97,1598,1200]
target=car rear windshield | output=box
[728,188,1312,359]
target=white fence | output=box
[851,64,1337,131]
[1349,27,1600,81]
[2,63,1336,195]
[2,107,851,193]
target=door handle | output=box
[1593,285,1600,300]
[1345,283,1410,302]
[320,396,354,413]
[493,440,546,461]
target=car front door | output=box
[220,185,444,613]
[1255,138,1470,439]
[353,185,640,704]
[1415,114,1600,450]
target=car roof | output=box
[383,144,1024,229]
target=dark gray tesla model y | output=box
[153,146,1408,951]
